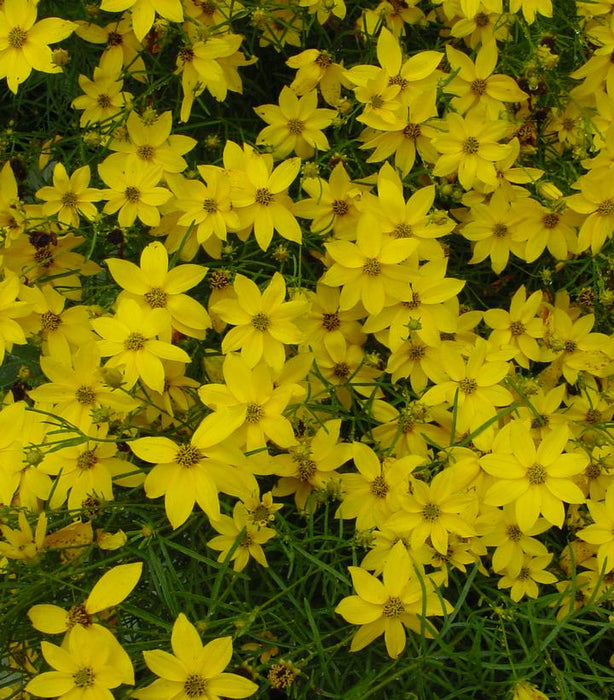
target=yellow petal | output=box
[86,562,143,613]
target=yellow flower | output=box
[286,48,348,106]
[335,541,452,658]
[0,0,75,93]
[106,241,209,341]
[509,0,552,23]
[510,197,578,262]
[255,87,336,159]
[207,502,276,572]
[25,625,134,698]
[36,164,101,228]
[481,422,587,531]
[91,298,191,392]
[100,0,184,42]
[511,681,551,700]
[566,168,614,254]
[0,274,31,364]
[577,484,614,573]
[0,511,46,562]
[212,272,307,371]
[497,553,557,601]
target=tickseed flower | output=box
[481,422,587,531]
[134,613,258,698]
[577,484,614,573]
[0,0,76,94]
[106,241,210,341]
[509,0,553,23]
[335,541,452,658]
[212,272,308,371]
[286,48,348,106]
[25,625,134,699]
[497,553,557,602]
[0,511,46,562]
[99,160,171,227]
[100,0,184,42]
[36,164,101,228]
[567,169,614,254]
[91,298,192,393]
[28,563,142,636]
[130,433,257,529]
[0,273,32,365]
[255,86,337,159]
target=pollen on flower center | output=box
[77,449,98,471]
[124,332,146,351]
[585,408,602,424]
[287,118,304,135]
[255,187,273,206]
[542,213,559,228]
[470,78,488,95]
[144,287,168,309]
[322,312,340,331]
[401,416,415,433]
[203,198,217,213]
[509,320,526,336]
[297,456,317,481]
[97,94,112,109]
[527,463,547,485]
[184,673,208,698]
[597,199,614,216]
[493,223,508,238]
[73,666,95,688]
[179,47,195,64]
[331,199,349,216]
[584,462,601,480]
[246,403,264,423]
[333,361,350,379]
[176,444,202,467]
[251,312,271,331]
[402,291,421,309]
[41,311,62,332]
[505,524,522,542]
[8,27,27,49]
[518,566,531,581]
[564,340,577,352]
[422,502,441,521]
[393,222,414,238]
[383,596,404,618]
[370,95,385,109]
[107,31,123,46]
[61,192,79,207]
[137,145,155,161]
[208,270,230,289]
[67,603,93,629]
[124,186,140,203]
[462,137,480,154]
[315,51,332,67]
[407,343,426,360]
[403,123,422,140]
[475,12,489,26]
[459,378,477,394]
[76,385,96,405]
[388,75,409,89]
[363,258,381,277]
[370,475,389,497]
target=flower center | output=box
[383,596,404,618]
[296,455,317,481]
[459,378,477,394]
[332,199,349,216]
[67,603,92,629]
[475,12,489,26]
[333,361,350,379]
[97,94,112,109]
[362,258,381,277]
[470,78,488,95]
[315,51,332,67]
[77,449,98,471]
[124,332,146,351]
[462,137,480,154]
[493,223,508,238]
[255,187,273,206]
[509,320,526,336]
[370,94,385,109]
[76,385,96,405]
[505,524,522,542]
[597,199,614,216]
[422,502,441,521]
[144,287,168,309]
[584,462,601,480]
[518,566,531,581]
[526,463,547,485]
[407,343,426,360]
[322,312,340,331]
[370,475,389,497]
[246,403,264,423]
[107,31,123,46]
[61,192,79,207]
[73,667,95,688]
[176,444,202,467]
[251,312,271,331]
[8,27,27,49]
[402,291,421,309]
[585,408,602,424]
[388,75,409,89]
[208,270,230,289]
[41,311,62,332]
[393,222,413,238]
[124,186,140,203]
[179,47,195,64]
[403,123,421,140]
[287,118,304,135]
[184,673,208,698]
[203,198,217,213]
[564,340,577,352]
[136,145,155,161]
[542,213,559,228]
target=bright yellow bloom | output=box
[498,553,557,601]
[106,241,209,341]
[212,272,307,371]
[286,48,348,106]
[512,681,551,700]
[0,511,46,562]
[509,0,552,23]
[335,541,452,658]
[92,298,191,392]
[511,197,578,262]
[567,168,614,254]
[0,0,75,94]
[0,273,31,364]
[255,87,336,159]
[577,484,614,573]
[100,0,184,42]
[36,164,101,228]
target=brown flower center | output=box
[124,186,140,203]
[136,145,155,161]
[251,312,271,331]
[383,596,404,618]
[176,444,202,467]
[322,312,340,331]
[505,524,522,542]
[97,94,112,109]
[184,673,208,698]
[470,78,488,95]
[124,332,146,351]
[255,187,273,206]
[462,137,480,154]
[597,199,614,216]
[76,385,96,405]
[331,199,349,216]
[73,667,95,688]
[370,475,389,497]
[542,213,559,228]
[526,463,547,485]
[61,192,79,207]
[246,403,264,423]
[422,502,441,522]
[362,258,381,277]
[459,378,477,394]
[144,287,168,309]
[403,123,422,140]
[41,311,62,332]
[287,118,304,135]
[8,27,27,49]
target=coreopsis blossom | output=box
[511,681,551,700]
[198,354,298,451]
[509,0,552,23]
[481,422,587,531]
[232,155,302,250]
[36,164,101,228]
[335,541,452,658]
[71,50,133,127]
[566,168,614,254]
[510,197,578,262]
[0,512,46,562]
[0,160,25,243]
[286,49,348,106]
[91,298,192,392]
[130,432,257,529]
[106,241,209,341]
[448,2,512,48]
[212,272,307,371]
[255,86,336,159]
[321,214,417,316]
[0,273,31,364]
[336,443,424,529]
[0,0,76,93]
[134,614,258,699]
[100,0,184,42]
[28,563,142,636]
[432,111,513,190]
[498,553,557,601]
[444,40,527,118]
[577,484,614,573]
[208,502,276,572]
[25,625,134,699]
